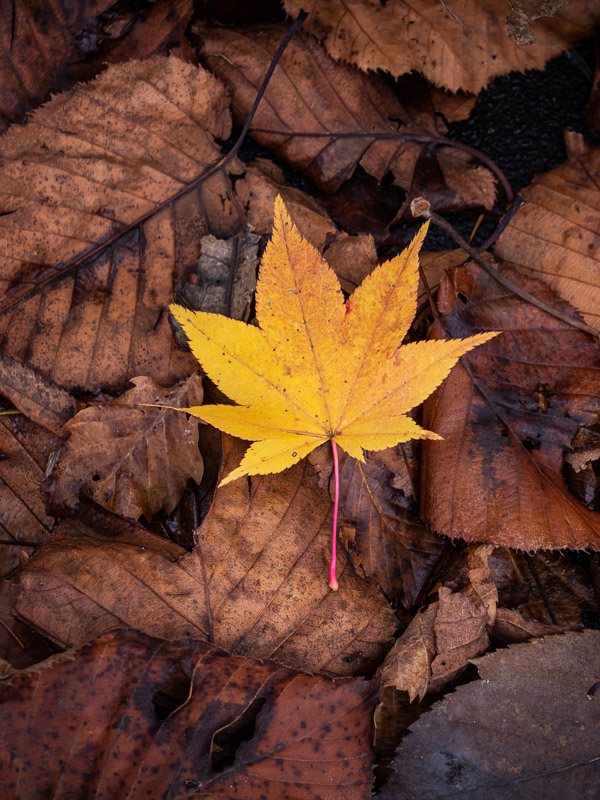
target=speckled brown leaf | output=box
[44,375,204,520]
[0,0,113,131]
[16,439,397,677]
[0,414,58,577]
[200,25,496,209]
[495,142,600,331]
[0,628,378,800]
[421,261,600,550]
[0,56,236,394]
[284,0,598,93]
[0,356,79,437]
[381,631,600,799]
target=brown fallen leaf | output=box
[322,233,378,295]
[177,230,260,323]
[506,0,570,44]
[236,160,337,250]
[44,375,204,520]
[0,56,235,393]
[0,413,58,578]
[284,0,599,93]
[421,259,600,550]
[0,578,54,670]
[0,356,79,438]
[200,25,497,209]
[495,142,600,331]
[16,438,397,676]
[379,545,495,702]
[381,631,600,799]
[310,447,447,609]
[0,0,114,131]
[0,628,378,800]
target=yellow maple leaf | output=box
[171,196,496,588]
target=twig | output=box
[0,13,308,317]
[0,539,40,547]
[0,616,25,649]
[476,194,525,253]
[249,128,513,202]
[410,197,598,337]
[524,552,558,625]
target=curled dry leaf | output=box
[0,629,378,800]
[0,56,235,393]
[284,0,599,93]
[16,439,397,677]
[0,0,114,131]
[44,375,204,520]
[200,25,497,209]
[381,631,600,799]
[495,143,600,331]
[421,260,600,550]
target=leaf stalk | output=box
[330,439,339,591]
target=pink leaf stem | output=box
[330,439,339,591]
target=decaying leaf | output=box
[44,375,204,520]
[0,56,235,393]
[16,440,397,676]
[284,0,599,93]
[421,259,600,550]
[381,631,600,799]
[177,230,260,324]
[0,0,114,131]
[201,25,498,209]
[495,142,600,331]
[0,628,378,800]
[0,414,58,577]
[172,198,495,486]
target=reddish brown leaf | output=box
[421,260,600,550]
[200,25,497,209]
[495,142,600,331]
[16,438,397,676]
[0,414,58,577]
[284,0,598,93]
[0,628,378,800]
[382,631,600,799]
[0,0,114,131]
[44,375,204,520]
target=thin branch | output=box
[524,552,558,625]
[410,197,598,337]
[0,13,308,317]
[249,127,513,202]
[477,194,525,253]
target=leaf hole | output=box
[210,697,267,772]
[521,437,541,451]
[151,664,192,720]
[457,292,468,304]
[92,474,101,481]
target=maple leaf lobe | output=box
[171,197,497,484]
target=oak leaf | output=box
[172,197,496,487]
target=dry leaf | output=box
[172,198,495,486]
[177,230,260,322]
[0,578,54,670]
[495,143,600,331]
[0,56,236,393]
[0,0,114,131]
[0,356,79,438]
[284,0,599,93]
[0,629,378,800]
[16,441,397,676]
[44,375,204,520]
[201,25,497,209]
[0,414,58,577]
[421,260,600,550]
[382,631,600,799]
[323,233,379,294]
